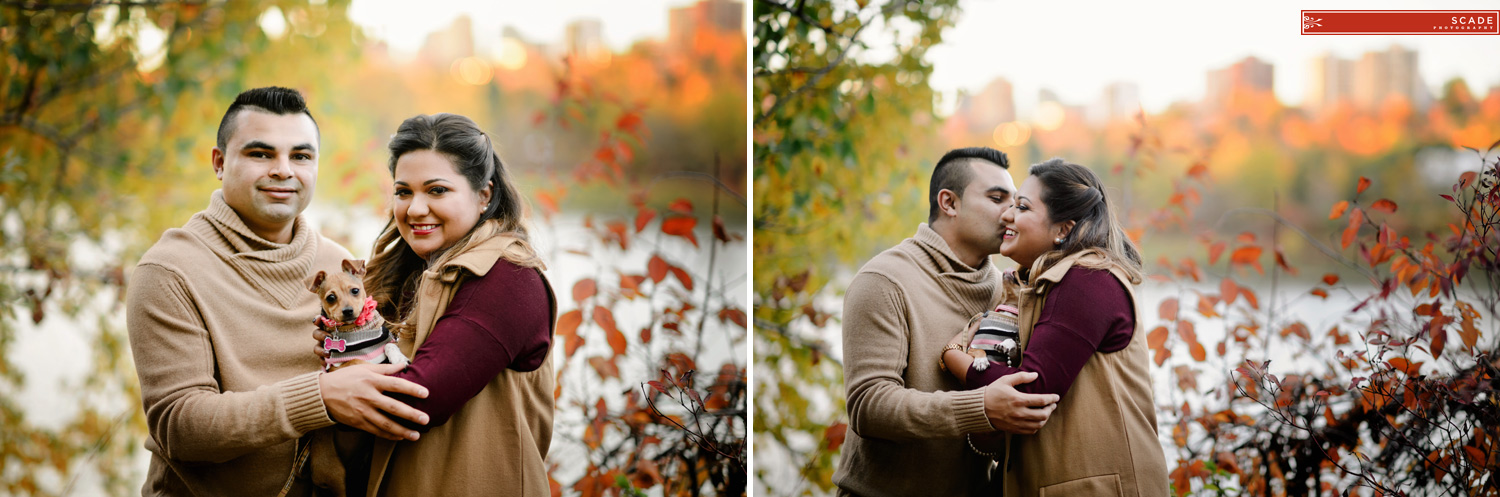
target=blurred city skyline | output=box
[925,0,1500,118]
[347,0,744,59]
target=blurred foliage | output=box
[751,0,961,494]
[752,1,1500,493]
[1,1,746,495]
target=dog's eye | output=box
[326,294,337,304]
[351,288,360,296]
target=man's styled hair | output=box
[215,86,319,151]
[927,147,1010,223]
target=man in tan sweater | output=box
[126,87,430,496]
[834,147,1060,496]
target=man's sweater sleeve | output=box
[842,273,992,440]
[127,264,332,463]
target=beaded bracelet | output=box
[967,433,999,460]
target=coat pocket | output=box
[1039,473,1122,497]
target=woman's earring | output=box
[1054,237,1064,245]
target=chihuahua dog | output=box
[308,259,407,371]
[289,259,408,497]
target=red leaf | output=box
[669,198,694,215]
[606,220,629,250]
[1220,278,1239,306]
[1387,357,1422,375]
[1329,200,1349,220]
[718,307,747,329]
[1147,326,1169,349]
[1190,341,1207,362]
[594,305,622,349]
[536,191,561,215]
[1230,246,1262,266]
[1311,288,1329,299]
[634,208,656,233]
[713,215,729,243]
[1458,171,1478,189]
[665,352,696,376]
[558,310,585,357]
[648,254,668,283]
[1236,231,1257,244]
[1241,287,1260,309]
[661,216,699,248]
[594,145,615,164]
[825,422,849,451]
[1341,208,1364,249]
[1431,324,1447,354]
[1322,273,1340,285]
[1208,242,1227,265]
[1357,176,1371,194]
[619,274,647,299]
[588,356,619,379]
[1159,298,1179,321]
[572,278,597,303]
[640,326,653,344]
[616,111,642,132]
[1370,199,1398,214]
[669,265,695,291]
[1154,346,1172,367]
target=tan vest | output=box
[1003,251,1168,497]
[365,235,557,496]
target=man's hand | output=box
[982,371,1058,434]
[319,363,429,441]
[313,328,331,359]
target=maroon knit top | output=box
[391,259,553,431]
[964,266,1135,395]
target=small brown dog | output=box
[308,259,407,371]
[285,259,408,497]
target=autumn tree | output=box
[752,0,962,494]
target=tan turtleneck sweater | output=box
[126,190,352,496]
[833,224,1001,497]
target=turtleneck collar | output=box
[184,190,318,309]
[901,223,999,308]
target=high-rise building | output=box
[1205,56,1274,110]
[1306,45,1431,112]
[1306,52,1353,110]
[669,0,744,48]
[1087,81,1140,126]
[417,15,475,66]
[956,77,1015,129]
[1352,45,1429,110]
[565,18,608,62]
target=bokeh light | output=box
[452,56,493,85]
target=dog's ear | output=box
[306,271,327,293]
[342,259,367,276]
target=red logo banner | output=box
[1301,10,1499,35]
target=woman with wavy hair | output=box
[941,158,1167,496]
[326,113,556,496]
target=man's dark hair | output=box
[927,147,1009,223]
[215,86,319,151]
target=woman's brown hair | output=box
[365,113,542,324]
[1022,158,1143,285]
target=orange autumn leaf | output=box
[588,356,619,379]
[1311,288,1329,299]
[1357,176,1371,194]
[1388,357,1422,375]
[1154,346,1172,367]
[1370,199,1398,214]
[669,198,694,215]
[1190,341,1207,362]
[648,254,668,283]
[1220,278,1239,305]
[1458,171,1478,189]
[1322,273,1340,285]
[661,216,699,248]
[1159,298,1179,321]
[824,422,848,451]
[634,208,656,233]
[1230,246,1262,265]
[1342,208,1364,249]
[1208,242,1227,265]
[1147,326,1170,349]
[669,265,695,291]
[1329,200,1349,220]
[558,310,585,357]
[572,278,597,303]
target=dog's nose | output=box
[342,307,357,320]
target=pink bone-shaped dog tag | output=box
[324,337,348,353]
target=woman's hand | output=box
[318,363,430,441]
[941,312,986,381]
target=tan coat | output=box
[365,233,557,497]
[834,224,1000,497]
[1002,250,1168,496]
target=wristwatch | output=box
[941,342,964,371]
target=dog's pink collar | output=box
[317,297,379,329]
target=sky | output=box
[347,0,686,54]
[924,0,1500,117]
